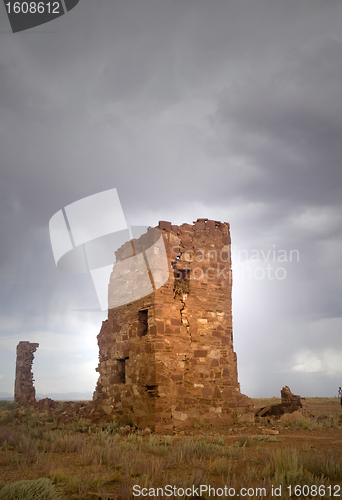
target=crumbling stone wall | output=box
[255,386,303,417]
[14,341,39,405]
[94,219,254,430]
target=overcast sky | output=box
[0,0,341,399]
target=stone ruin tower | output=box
[14,341,39,405]
[93,219,253,431]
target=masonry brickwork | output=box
[14,341,39,406]
[93,219,254,431]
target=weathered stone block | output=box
[194,350,208,358]
[158,221,172,231]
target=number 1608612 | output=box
[5,2,60,14]
[287,485,341,497]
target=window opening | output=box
[138,309,148,337]
[117,357,128,384]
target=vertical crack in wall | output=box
[179,293,190,347]
[172,235,193,348]
[172,242,192,379]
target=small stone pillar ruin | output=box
[94,219,254,430]
[14,341,39,405]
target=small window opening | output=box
[138,309,148,337]
[174,268,190,295]
[117,357,128,384]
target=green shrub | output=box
[0,478,60,500]
[236,435,253,447]
[298,418,310,429]
[0,401,17,411]
[148,435,159,448]
[209,457,231,475]
[303,453,342,480]
[256,435,267,441]
[159,436,173,446]
[272,448,305,484]
[224,445,241,457]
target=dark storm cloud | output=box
[2,0,342,212]
[212,38,342,206]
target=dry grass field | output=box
[0,398,341,499]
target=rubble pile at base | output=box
[255,386,303,418]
